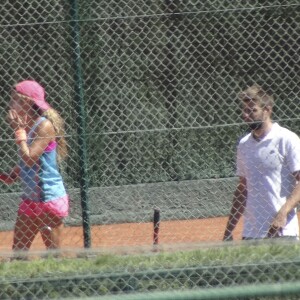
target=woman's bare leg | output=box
[12,214,39,258]
[39,213,64,250]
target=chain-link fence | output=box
[0,0,300,299]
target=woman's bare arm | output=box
[18,119,56,167]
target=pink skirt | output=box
[18,195,69,217]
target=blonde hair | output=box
[239,84,274,108]
[42,108,68,162]
[13,89,68,163]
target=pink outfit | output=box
[17,115,69,221]
[18,195,69,217]
[44,141,57,152]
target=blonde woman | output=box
[0,80,69,254]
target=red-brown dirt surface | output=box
[0,216,243,253]
[1,213,299,255]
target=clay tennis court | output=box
[0,216,244,253]
[2,213,300,254]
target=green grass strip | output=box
[1,241,300,280]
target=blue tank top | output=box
[19,117,67,202]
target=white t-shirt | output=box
[237,123,300,238]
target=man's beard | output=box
[248,121,263,130]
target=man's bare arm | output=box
[223,176,247,241]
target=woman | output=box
[0,80,69,253]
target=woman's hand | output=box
[6,109,27,130]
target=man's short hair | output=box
[239,84,274,108]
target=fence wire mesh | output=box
[0,0,300,299]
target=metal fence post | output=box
[69,0,91,248]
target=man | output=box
[223,84,300,240]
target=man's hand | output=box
[271,211,287,229]
[267,210,287,238]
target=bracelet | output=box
[15,128,27,144]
